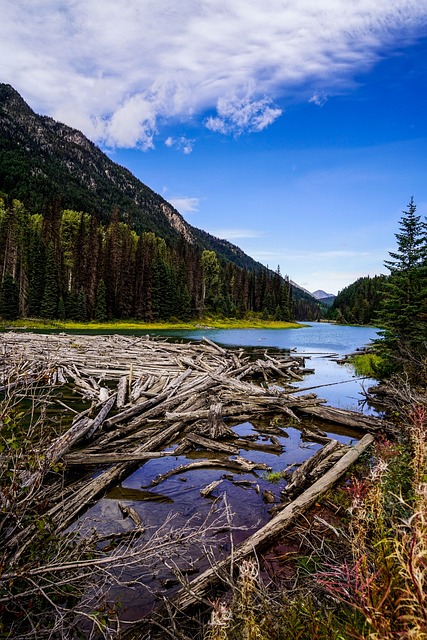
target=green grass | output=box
[0,316,304,331]
[349,353,383,377]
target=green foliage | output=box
[328,275,386,325]
[0,273,19,319]
[95,279,107,322]
[375,198,427,383]
[40,242,59,318]
[350,353,383,377]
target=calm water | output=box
[69,322,381,622]
[155,321,380,411]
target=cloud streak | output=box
[1,0,426,149]
[168,197,200,214]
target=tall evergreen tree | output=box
[40,241,59,318]
[94,279,107,322]
[0,273,19,320]
[376,198,427,382]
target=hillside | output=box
[328,275,386,324]
[0,84,277,275]
[0,83,320,320]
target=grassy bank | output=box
[349,352,383,377]
[0,317,304,331]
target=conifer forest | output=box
[0,196,319,323]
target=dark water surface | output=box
[69,322,380,622]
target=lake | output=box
[70,321,381,622]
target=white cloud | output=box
[209,228,264,239]
[168,196,200,214]
[1,0,427,148]
[164,136,195,154]
[205,93,282,136]
[309,91,328,107]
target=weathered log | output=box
[280,440,349,501]
[202,402,234,439]
[186,433,239,455]
[116,375,128,408]
[295,404,394,432]
[65,450,174,465]
[166,433,374,614]
[148,456,272,487]
[118,501,142,527]
[200,479,223,497]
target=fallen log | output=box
[185,433,239,455]
[116,375,128,408]
[280,439,349,501]
[148,456,272,487]
[65,450,175,465]
[295,404,394,433]
[164,433,374,615]
[200,479,223,497]
[118,501,143,527]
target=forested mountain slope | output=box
[0,83,321,321]
[328,275,386,325]
[0,84,274,273]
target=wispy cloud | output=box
[205,92,282,136]
[209,228,265,240]
[168,196,200,214]
[309,91,328,107]
[1,1,426,148]
[165,136,195,154]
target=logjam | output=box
[0,331,389,578]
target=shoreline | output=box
[0,317,305,332]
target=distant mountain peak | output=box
[312,289,335,300]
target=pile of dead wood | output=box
[0,331,391,573]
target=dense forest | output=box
[0,195,321,323]
[327,275,386,325]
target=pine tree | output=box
[94,279,107,322]
[376,198,427,381]
[40,242,59,318]
[75,288,87,321]
[0,273,19,320]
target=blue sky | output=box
[1,1,427,294]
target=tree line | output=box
[327,275,386,325]
[0,195,321,323]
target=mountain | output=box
[311,289,335,300]
[312,289,336,308]
[0,83,319,313]
[0,83,264,273]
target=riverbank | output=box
[0,317,303,331]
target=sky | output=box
[1,1,427,294]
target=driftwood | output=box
[65,450,175,465]
[296,404,394,432]
[185,433,239,455]
[200,479,223,497]
[280,439,349,502]
[166,433,374,614]
[1,331,389,576]
[148,456,272,487]
[118,501,142,527]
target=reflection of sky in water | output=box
[73,323,379,621]
[159,322,380,412]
